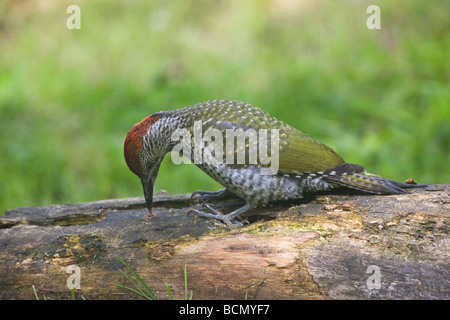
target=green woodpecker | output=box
[124,100,422,227]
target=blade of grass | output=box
[184,263,188,300]
[114,282,153,300]
[115,264,154,300]
[32,285,39,300]
[184,262,193,300]
[165,283,173,300]
[31,285,47,300]
[116,256,157,300]
[71,286,75,300]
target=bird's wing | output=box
[196,119,263,169]
[197,116,344,173]
[277,126,345,173]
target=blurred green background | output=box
[1,0,449,213]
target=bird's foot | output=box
[191,188,233,202]
[188,204,249,229]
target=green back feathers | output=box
[278,127,344,173]
[177,100,344,172]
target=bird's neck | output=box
[145,113,186,154]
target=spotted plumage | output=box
[124,100,422,227]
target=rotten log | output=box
[0,185,449,300]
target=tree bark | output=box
[1,185,449,300]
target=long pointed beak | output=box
[141,166,160,216]
[141,177,154,215]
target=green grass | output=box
[32,285,45,300]
[1,0,449,213]
[32,284,85,300]
[115,257,192,300]
[31,257,192,300]
[115,256,159,300]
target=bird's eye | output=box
[146,161,153,171]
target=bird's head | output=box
[124,114,169,215]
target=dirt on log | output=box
[0,185,449,300]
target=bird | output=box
[124,100,423,228]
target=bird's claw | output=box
[188,204,248,229]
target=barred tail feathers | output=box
[322,163,420,195]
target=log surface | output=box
[1,185,449,300]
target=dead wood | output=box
[0,185,448,300]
